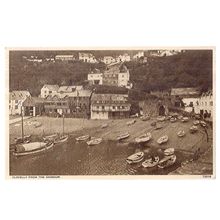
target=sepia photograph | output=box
[7,48,215,178]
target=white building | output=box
[116,53,131,62]
[195,90,213,118]
[102,56,116,65]
[9,91,31,115]
[55,55,75,61]
[40,84,59,98]
[79,52,97,63]
[88,69,103,85]
[118,65,130,87]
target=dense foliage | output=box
[9,50,213,96]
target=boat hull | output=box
[13,142,54,157]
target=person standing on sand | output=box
[203,126,209,142]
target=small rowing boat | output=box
[177,130,185,137]
[157,135,168,144]
[76,134,90,141]
[190,125,198,133]
[200,121,207,127]
[164,148,175,156]
[158,155,176,169]
[87,137,102,146]
[126,151,144,164]
[101,123,108,129]
[34,121,42,128]
[142,156,159,168]
[126,119,136,126]
[140,115,150,121]
[117,132,130,141]
[135,133,151,143]
[193,120,200,125]
[181,117,189,122]
[157,116,166,122]
[54,135,69,144]
[155,124,163,130]
[170,117,177,123]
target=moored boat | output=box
[76,134,90,141]
[158,155,177,169]
[177,130,185,137]
[190,125,198,133]
[140,115,150,121]
[126,151,144,164]
[200,121,207,127]
[101,123,108,129]
[193,120,200,125]
[164,148,175,156]
[135,133,151,143]
[157,116,166,122]
[181,117,189,122]
[155,124,163,130]
[170,117,177,123]
[34,121,42,128]
[13,142,54,157]
[126,119,136,126]
[142,156,159,168]
[117,132,130,141]
[86,137,102,146]
[157,135,168,144]
[54,135,69,144]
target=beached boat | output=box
[86,137,102,146]
[43,133,58,142]
[142,156,159,168]
[193,120,200,125]
[34,121,42,128]
[117,132,130,141]
[140,115,150,121]
[13,142,54,157]
[177,130,185,137]
[101,123,108,129]
[157,116,166,122]
[181,117,189,122]
[178,115,183,120]
[157,135,168,144]
[126,151,144,164]
[164,148,175,156]
[54,135,69,144]
[135,133,152,143]
[126,119,136,126]
[170,117,177,123]
[155,124,163,130]
[200,121,207,127]
[190,125,198,133]
[158,155,176,169]
[76,134,90,141]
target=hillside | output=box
[9,50,213,96]
[126,50,213,92]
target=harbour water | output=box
[10,136,188,176]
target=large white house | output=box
[101,56,116,65]
[9,91,31,115]
[88,69,103,85]
[79,52,97,63]
[116,53,131,62]
[133,51,144,59]
[40,84,59,98]
[195,90,213,118]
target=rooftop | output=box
[9,91,31,100]
[171,88,201,97]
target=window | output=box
[210,101,213,106]
[122,106,125,109]
[15,105,18,109]
[113,106,115,109]
[189,102,193,107]
[49,91,52,94]
[102,106,105,110]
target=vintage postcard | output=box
[6,47,215,179]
